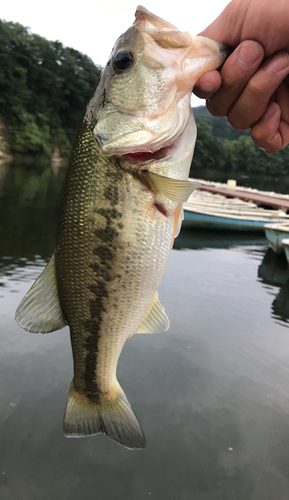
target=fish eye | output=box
[113,50,135,73]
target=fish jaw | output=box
[119,112,197,181]
[89,6,228,157]
[93,94,192,156]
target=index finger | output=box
[228,51,289,131]
[206,40,264,117]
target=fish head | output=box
[88,6,228,158]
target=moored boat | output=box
[183,188,289,232]
[264,223,289,253]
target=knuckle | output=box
[206,99,226,118]
[221,77,243,92]
[227,111,246,131]
[250,127,265,143]
[251,129,278,152]
[246,79,264,97]
[250,119,263,138]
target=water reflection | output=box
[174,227,266,250]
[2,165,289,499]
[0,162,65,260]
[0,162,9,195]
[272,280,289,325]
[258,247,289,326]
[258,248,288,287]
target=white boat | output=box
[264,223,289,253]
[183,189,289,232]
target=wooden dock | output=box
[198,184,289,212]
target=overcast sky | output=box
[1,0,231,107]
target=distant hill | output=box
[193,106,249,140]
[190,106,289,176]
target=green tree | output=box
[0,19,101,157]
[191,122,226,173]
[193,107,289,176]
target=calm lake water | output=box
[2,163,289,499]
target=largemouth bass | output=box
[15,6,228,449]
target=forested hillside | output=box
[193,106,250,141]
[0,19,101,157]
[1,18,289,177]
[191,106,289,176]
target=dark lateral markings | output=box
[82,203,122,400]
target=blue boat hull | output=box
[183,210,277,232]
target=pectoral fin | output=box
[135,292,170,334]
[15,253,67,333]
[146,171,199,203]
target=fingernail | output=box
[266,52,289,73]
[259,147,272,155]
[263,102,278,120]
[199,83,216,93]
[237,41,263,66]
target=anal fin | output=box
[15,253,67,333]
[135,292,170,334]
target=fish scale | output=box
[57,122,174,401]
[57,124,124,397]
[15,6,228,449]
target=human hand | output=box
[193,0,289,153]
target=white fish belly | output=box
[93,175,175,395]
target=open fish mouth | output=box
[122,145,172,163]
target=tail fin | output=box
[63,382,146,450]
